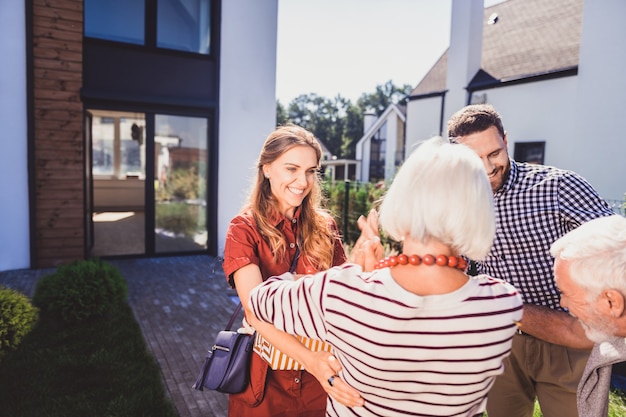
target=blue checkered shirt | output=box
[473,159,615,311]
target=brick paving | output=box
[0,255,236,417]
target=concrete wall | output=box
[217,0,279,255]
[0,1,30,271]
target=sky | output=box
[276,0,504,105]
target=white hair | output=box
[550,215,626,299]
[378,136,495,260]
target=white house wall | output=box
[384,116,398,181]
[406,96,445,153]
[410,74,622,202]
[0,1,30,271]
[463,2,625,203]
[406,0,625,205]
[218,0,279,255]
[469,77,579,175]
[575,0,626,204]
[357,139,371,182]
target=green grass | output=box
[0,303,177,417]
[533,392,626,417]
[482,393,626,416]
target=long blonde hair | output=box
[245,124,338,270]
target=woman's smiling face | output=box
[264,145,319,219]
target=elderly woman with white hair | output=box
[248,136,524,417]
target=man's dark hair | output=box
[447,104,505,140]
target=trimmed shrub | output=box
[33,259,127,322]
[0,286,38,358]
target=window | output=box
[514,141,545,165]
[369,123,387,182]
[91,112,146,179]
[85,0,145,45]
[157,0,211,54]
[85,0,212,55]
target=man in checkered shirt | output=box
[448,104,615,417]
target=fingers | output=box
[357,211,379,239]
[351,210,382,270]
[328,354,342,374]
[349,237,382,269]
[325,374,365,408]
[314,353,364,407]
[366,209,379,232]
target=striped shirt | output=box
[250,264,523,417]
[474,160,614,310]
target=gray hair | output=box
[378,136,495,260]
[550,215,626,299]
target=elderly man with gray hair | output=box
[550,214,626,417]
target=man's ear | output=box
[603,289,625,318]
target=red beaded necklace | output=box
[373,254,468,271]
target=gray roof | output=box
[411,0,583,96]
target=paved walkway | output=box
[0,255,236,417]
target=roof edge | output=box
[468,66,578,91]
[408,90,447,101]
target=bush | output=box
[0,286,38,358]
[156,202,200,238]
[33,259,127,322]
[323,179,390,246]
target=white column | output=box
[444,0,484,121]
[0,1,30,271]
[218,0,279,255]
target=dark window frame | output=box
[514,141,545,165]
[84,0,215,58]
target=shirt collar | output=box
[267,205,302,228]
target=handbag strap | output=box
[225,246,301,331]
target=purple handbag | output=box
[193,248,299,393]
[193,302,256,394]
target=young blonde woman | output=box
[222,124,360,416]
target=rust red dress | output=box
[223,208,346,417]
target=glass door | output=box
[88,110,146,257]
[86,110,209,257]
[154,114,208,253]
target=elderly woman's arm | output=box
[234,264,364,407]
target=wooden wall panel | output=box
[32,0,84,267]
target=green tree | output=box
[286,93,345,157]
[276,100,288,126]
[277,81,413,159]
[356,80,413,116]
[341,102,366,159]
